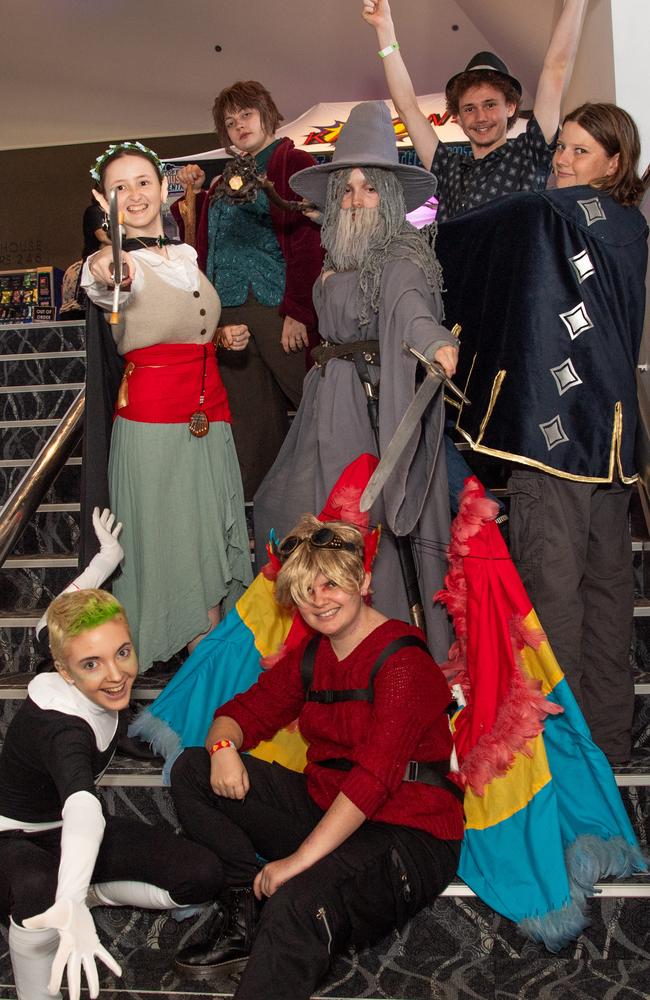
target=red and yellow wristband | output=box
[208,739,237,756]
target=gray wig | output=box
[320,168,443,328]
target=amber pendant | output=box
[189,410,209,437]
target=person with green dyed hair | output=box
[0,588,226,1000]
[47,588,125,665]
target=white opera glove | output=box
[36,508,123,638]
[24,898,121,1000]
[85,507,124,582]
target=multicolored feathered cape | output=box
[437,478,646,950]
[131,465,646,951]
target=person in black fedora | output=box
[362,0,589,220]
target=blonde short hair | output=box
[274,515,367,609]
[47,589,127,666]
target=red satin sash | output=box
[116,343,231,424]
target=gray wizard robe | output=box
[253,255,457,661]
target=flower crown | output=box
[90,141,165,185]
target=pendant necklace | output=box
[189,345,210,437]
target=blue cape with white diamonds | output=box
[436,186,648,482]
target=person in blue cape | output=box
[436,103,648,766]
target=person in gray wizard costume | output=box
[254,101,459,660]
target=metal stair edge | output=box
[0,671,166,701]
[3,554,78,569]
[0,383,85,394]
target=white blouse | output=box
[81,242,201,310]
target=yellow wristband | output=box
[378,42,399,58]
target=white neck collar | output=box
[28,673,118,751]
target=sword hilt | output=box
[109,204,125,327]
[403,343,470,406]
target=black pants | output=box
[507,468,635,762]
[219,293,307,500]
[0,815,223,925]
[171,748,460,1000]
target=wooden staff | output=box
[178,182,197,249]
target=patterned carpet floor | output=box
[1,890,648,1000]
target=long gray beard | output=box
[324,207,382,271]
[321,167,443,327]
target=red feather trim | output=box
[437,477,563,795]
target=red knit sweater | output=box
[215,619,464,842]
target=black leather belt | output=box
[311,339,380,375]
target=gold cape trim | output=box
[477,369,506,446]
[455,397,638,485]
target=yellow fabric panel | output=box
[249,727,308,772]
[463,733,552,830]
[518,609,564,695]
[236,574,294,658]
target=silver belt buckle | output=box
[405,760,419,782]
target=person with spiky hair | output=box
[170,515,462,997]
[0,589,224,1000]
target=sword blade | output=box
[109,189,122,284]
[359,374,443,513]
[108,189,123,326]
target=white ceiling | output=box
[1,0,579,153]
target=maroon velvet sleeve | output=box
[267,143,324,330]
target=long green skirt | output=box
[108,417,252,671]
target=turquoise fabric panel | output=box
[141,607,263,749]
[459,780,570,924]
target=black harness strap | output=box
[302,635,430,704]
[300,633,464,804]
[316,755,465,804]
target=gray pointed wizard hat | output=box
[289,101,437,212]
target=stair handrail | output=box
[0,389,85,568]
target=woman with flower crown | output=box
[81,141,253,672]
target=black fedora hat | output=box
[446,51,522,99]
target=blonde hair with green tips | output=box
[48,589,128,666]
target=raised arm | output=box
[35,508,123,638]
[534,0,589,144]
[362,0,439,169]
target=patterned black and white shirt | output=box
[431,116,556,222]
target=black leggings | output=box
[0,815,224,925]
[171,748,460,1000]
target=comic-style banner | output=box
[164,96,528,167]
[162,97,529,224]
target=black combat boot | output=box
[174,886,261,979]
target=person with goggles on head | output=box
[169,514,463,999]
